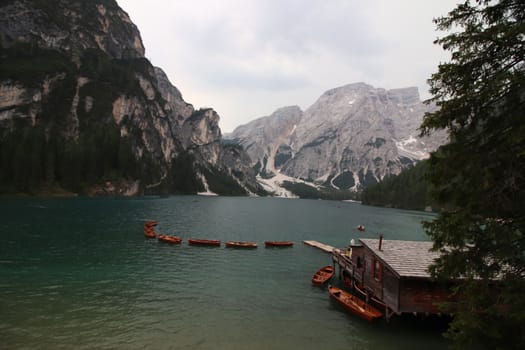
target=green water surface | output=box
[0,196,447,349]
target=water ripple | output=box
[0,196,445,350]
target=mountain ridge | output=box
[230,82,446,195]
[0,0,264,196]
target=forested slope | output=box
[360,160,439,211]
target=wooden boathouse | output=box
[332,237,456,318]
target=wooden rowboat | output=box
[143,220,158,238]
[158,234,182,244]
[145,220,158,227]
[144,229,156,238]
[225,241,258,248]
[328,285,383,322]
[312,265,334,285]
[342,272,387,309]
[352,281,387,309]
[188,238,221,246]
[264,241,294,247]
[144,224,156,238]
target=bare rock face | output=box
[153,67,194,125]
[0,0,145,59]
[180,108,222,164]
[231,83,446,191]
[0,0,260,195]
[230,106,302,176]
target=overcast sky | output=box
[117,0,458,132]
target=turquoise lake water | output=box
[0,196,448,349]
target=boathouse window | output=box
[356,256,362,269]
[373,258,382,282]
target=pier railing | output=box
[332,249,358,281]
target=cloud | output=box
[117,0,457,132]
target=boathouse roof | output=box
[359,239,439,279]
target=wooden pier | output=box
[331,238,457,319]
[302,240,338,253]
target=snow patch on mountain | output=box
[196,173,218,196]
[351,172,361,191]
[289,124,297,136]
[257,173,297,198]
[231,83,446,194]
[257,171,321,198]
[395,135,430,160]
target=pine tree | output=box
[421,1,525,348]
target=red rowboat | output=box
[225,241,258,248]
[144,221,157,238]
[158,234,182,244]
[145,220,158,227]
[264,241,294,247]
[144,231,156,238]
[188,238,221,246]
[328,285,383,322]
[312,265,334,285]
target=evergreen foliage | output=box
[281,181,358,201]
[0,48,245,196]
[1,2,250,197]
[169,152,204,194]
[361,161,435,211]
[358,168,379,188]
[201,166,247,196]
[332,171,356,190]
[31,0,121,31]
[421,1,525,348]
[0,43,75,86]
[0,45,146,194]
[0,122,139,194]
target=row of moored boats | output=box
[311,265,383,322]
[146,220,382,321]
[143,221,293,248]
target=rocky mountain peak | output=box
[387,86,420,106]
[229,105,302,176]
[0,0,145,59]
[153,66,194,125]
[0,0,265,196]
[231,83,446,194]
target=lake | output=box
[0,196,448,349]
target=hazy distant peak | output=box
[272,105,303,115]
[233,105,302,132]
[322,82,374,96]
[387,87,420,106]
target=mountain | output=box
[0,0,264,196]
[229,106,302,178]
[230,82,446,194]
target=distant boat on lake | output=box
[157,235,182,244]
[225,241,258,248]
[188,238,221,246]
[264,241,294,247]
[143,220,158,238]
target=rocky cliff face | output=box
[230,106,302,177]
[1,0,145,59]
[0,0,263,195]
[230,83,446,192]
